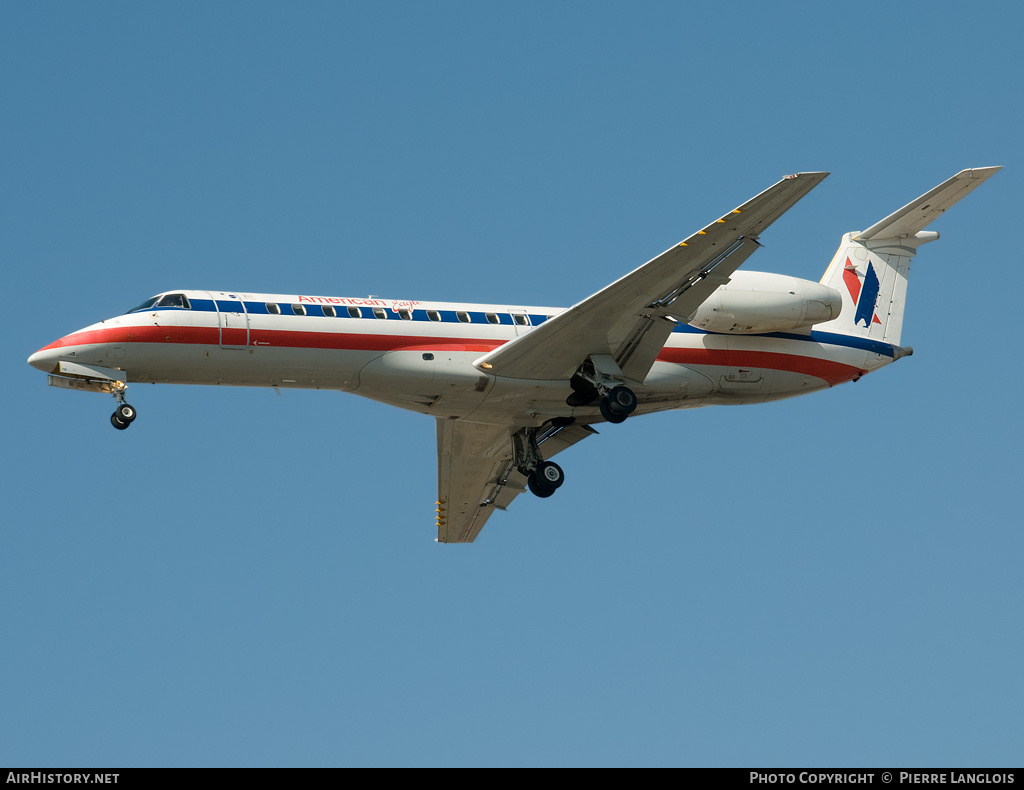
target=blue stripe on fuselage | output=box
[140,298,894,357]
[669,323,896,357]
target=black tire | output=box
[535,461,565,490]
[527,473,555,498]
[600,398,628,424]
[607,386,637,415]
[116,403,137,423]
[111,413,129,430]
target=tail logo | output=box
[842,258,882,327]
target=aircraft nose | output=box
[28,346,63,372]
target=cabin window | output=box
[373,308,387,319]
[347,306,361,318]
[422,353,434,361]
[427,310,441,322]
[157,293,191,309]
[323,305,336,317]
[513,313,528,326]
[398,308,412,320]
[266,303,280,314]
[485,313,499,324]
[292,304,306,316]
[457,311,471,323]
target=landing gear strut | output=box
[109,382,137,430]
[567,357,639,425]
[512,427,566,498]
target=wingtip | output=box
[962,166,1002,179]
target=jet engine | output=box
[687,271,841,335]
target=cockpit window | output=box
[157,293,191,309]
[126,296,160,314]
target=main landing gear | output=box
[512,427,566,499]
[566,357,639,425]
[109,383,137,431]
[568,379,639,425]
[598,385,638,424]
[515,362,642,499]
[527,460,565,498]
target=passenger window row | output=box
[129,295,540,327]
[262,304,532,325]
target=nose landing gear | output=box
[109,383,137,430]
[110,404,137,430]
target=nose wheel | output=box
[109,383,137,430]
[110,403,137,430]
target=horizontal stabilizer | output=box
[856,167,1001,241]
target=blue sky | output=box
[4,1,1021,767]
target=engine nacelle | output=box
[687,271,842,335]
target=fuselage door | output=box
[510,309,531,337]
[210,292,250,349]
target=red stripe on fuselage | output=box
[657,347,861,386]
[39,325,504,354]
[45,324,862,386]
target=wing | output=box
[473,172,829,383]
[435,418,597,543]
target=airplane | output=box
[28,167,1000,542]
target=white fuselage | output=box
[29,286,897,430]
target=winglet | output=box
[856,167,1001,241]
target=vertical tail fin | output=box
[817,231,917,345]
[815,167,1000,346]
